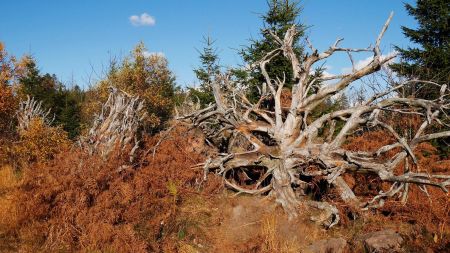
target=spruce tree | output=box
[391,0,449,156]
[59,86,83,139]
[239,0,305,101]
[390,0,449,99]
[190,36,220,107]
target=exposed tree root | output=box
[180,12,450,227]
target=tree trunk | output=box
[272,159,298,217]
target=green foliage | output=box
[18,58,58,105]
[58,86,84,139]
[390,0,449,156]
[189,36,220,107]
[310,94,348,120]
[239,0,305,101]
[17,57,83,139]
[390,0,449,99]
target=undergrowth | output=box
[0,126,216,252]
[0,119,448,252]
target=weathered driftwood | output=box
[180,13,450,226]
[83,87,146,162]
[17,95,53,131]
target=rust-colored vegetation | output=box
[0,126,214,252]
[340,117,450,251]
[1,122,447,252]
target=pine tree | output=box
[239,0,305,101]
[390,0,449,99]
[190,36,220,107]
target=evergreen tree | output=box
[239,0,305,101]
[190,36,220,107]
[390,0,449,156]
[18,57,83,138]
[390,0,449,99]
[59,85,83,139]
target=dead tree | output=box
[17,95,53,131]
[83,87,146,162]
[180,13,450,226]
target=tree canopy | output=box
[239,0,305,101]
[390,0,449,99]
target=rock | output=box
[362,229,403,253]
[304,238,347,253]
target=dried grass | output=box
[260,213,301,253]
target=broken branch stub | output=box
[180,12,450,226]
[83,87,146,162]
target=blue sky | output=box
[0,0,417,89]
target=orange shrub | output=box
[82,43,176,132]
[0,85,17,133]
[0,166,21,235]
[12,118,70,168]
[0,42,20,136]
[0,85,17,165]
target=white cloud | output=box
[341,51,397,74]
[322,70,334,78]
[322,66,334,78]
[129,13,156,26]
[143,51,165,58]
